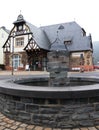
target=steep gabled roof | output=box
[26,22,50,50]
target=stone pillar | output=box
[47,51,69,87]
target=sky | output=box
[0,0,99,42]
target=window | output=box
[58,25,64,30]
[72,52,84,57]
[16,37,24,47]
[64,40,71,45]
[13,54,21,69]
[81,28,86,36]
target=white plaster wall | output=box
[0,28,9,64]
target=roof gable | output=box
[26,22,50,50]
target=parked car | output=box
[94,65,99,69]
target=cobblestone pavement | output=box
[0,112,99,130]
[0,112,43,130]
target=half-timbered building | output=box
[3,14,93,71]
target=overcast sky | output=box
[0,0,99,42]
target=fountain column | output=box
[47,51,69,87]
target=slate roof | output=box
[26,22,50,50]
[26,20,92,52]
[4,14,93,52]
[40,22,93,52]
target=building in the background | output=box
[3,14,93,71]
[0,26,9,68]
[92,41,99,69]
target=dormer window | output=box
[81,28,86,36]
[64,40,71,45]
[58,25,64,30]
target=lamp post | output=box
[11,35,14,75]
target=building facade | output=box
[0,26,9,66]
[3,14,93,71]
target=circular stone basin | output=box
[14,77,99,86]
[0,76,99,128]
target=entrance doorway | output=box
[27,50,48,71]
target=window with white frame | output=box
[13,54,21,69]
[15,37,24,47]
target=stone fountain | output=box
[47,51,69,87]
[0,38,99,128]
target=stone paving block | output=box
[3,117,10,122]
[34,126,43,130]
[16,128,26,130]
[27,125,35,129]
[5,123,12,128]
[0,115,6,119]
[95,126,99,129]
[44,128,52,130]
[0,121,7,126]
[11,125,18,130]
[0,113,5,117]
[4,128,11,130]
[62,129,71,130]
[53,128,61,130]
[0,126,6,130]
[88,127,97,130]
[72,129,80,130]
[13,121,21,126]
[6,119,15,124]
[80,128,89,130]
[20,123,28,127]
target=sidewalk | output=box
[0,70,97,76]
[0,70,49,75]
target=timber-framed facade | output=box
[3,14,94,71]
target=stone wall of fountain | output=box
[0,93,99,128]
[47,51,69,86]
